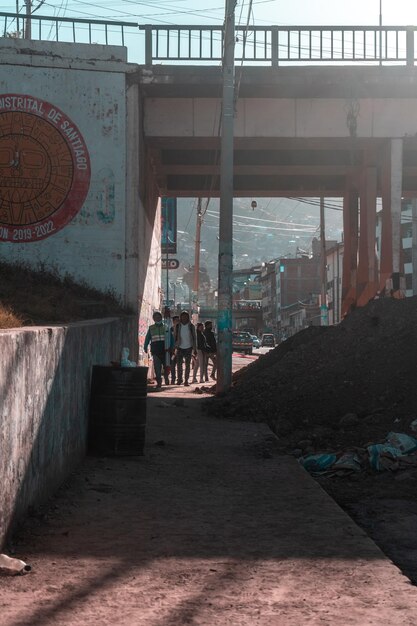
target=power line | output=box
[206,208,317,228]
[291,197,343,211]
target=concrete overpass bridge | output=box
[134,25,417,315]
[2,17,417,321]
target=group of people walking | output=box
[144,308,217,389]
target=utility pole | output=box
[192,198,203,312]
[165,248,169,308]
[16,0,20,38]
[217,0,236,394]
[379,0,382,65]
[24,0,31,39]
[412,199,417,295]
[320,196,328,326]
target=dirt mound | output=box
[232,325,327,384]
[0,261,130,328]
[208,297,417,452]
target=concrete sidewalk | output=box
[1,388,417,625]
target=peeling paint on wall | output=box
[96,168,115,225]
[72,168,116,226]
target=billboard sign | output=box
[161,197,177,254]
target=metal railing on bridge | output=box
[1,14,416,67]
[1,12,138,47]
[140,24,417,66]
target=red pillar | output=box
[357,166,378,305]
[341,185,359,317]
[380,139,404,297]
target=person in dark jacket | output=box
[192,322,209,383]
[203,320,217,380]
[174,310,197,386]
[170,315,179,384]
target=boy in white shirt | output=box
[174,310,197,386]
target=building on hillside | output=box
[326,241,344,325]
[272,238,338,338]
[376,199,415,297]
[233,276,262,335]
[277,256,321,337]
[401,207,414,297]
[260,261,279,334]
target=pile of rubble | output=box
[207,297,417,457]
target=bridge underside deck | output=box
[148,136,417,198]
[139,65,417,314]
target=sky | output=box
[2,0,414,263]
[2,0,409,246]
[3,1,417,63]
[4,0,417,28]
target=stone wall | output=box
[0,316,137,548]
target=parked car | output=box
[261,333,276,347]
[250,334,261,349]
[232,331,253,355]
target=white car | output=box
[261,333,276,347]
[251,335,261,349]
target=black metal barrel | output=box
[88,365,148,456]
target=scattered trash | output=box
[386,432,417,454]
[0,554,31,576]
[301,432,417,476]
[300,453,337,473]
[120,347,136,368]
[367,443,403,471]
[333,452,362,472]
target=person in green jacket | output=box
[144,311,173,389]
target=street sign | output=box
[162,258,179,270]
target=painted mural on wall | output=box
[0,94,91,243]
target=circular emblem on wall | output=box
[0,94,90,242]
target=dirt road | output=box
[2,388,417,625]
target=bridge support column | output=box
[125,83,140,314]
[357,166,378,305]
[380,138,404,297]
[341,186,359,317]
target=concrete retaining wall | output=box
[0,316,137,548]
[0,38,161,317]
[0,53,128,299]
